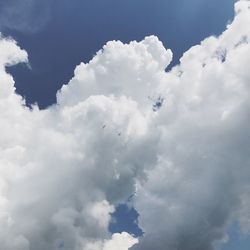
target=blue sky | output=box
[220,223,250,250]
[2,1,250,250]
[3,0,235,108]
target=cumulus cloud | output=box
[85,232,138,250]
[0,36,142,249]
[0,0,250,249]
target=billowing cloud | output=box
[85,232,138,250]
[0,0,250,250]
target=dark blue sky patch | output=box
[109,204,144,237]
[3,0,236,108]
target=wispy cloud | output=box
[0,0,52,33]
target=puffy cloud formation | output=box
[0,0,250,249]
[85,232,138,250]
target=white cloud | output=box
[0,36,141,250]
[85,233,138,250]
[103,233,139,250]
[0,1,250,250]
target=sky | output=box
[1,0,235,108]
[2,1,250,250]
